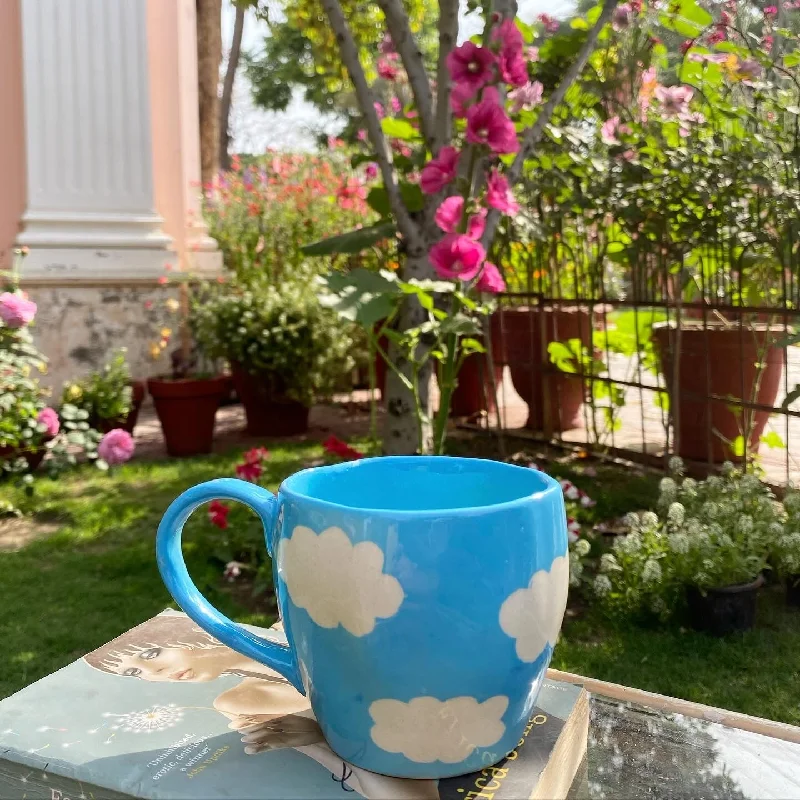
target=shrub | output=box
[61,349,132,425]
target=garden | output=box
[3,0,800,728]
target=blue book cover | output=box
[0,610,587,800]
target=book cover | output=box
[0,610,587,800]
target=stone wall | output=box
[25,283,178,395]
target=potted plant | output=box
[61,349,146,435]
[192,278,354,436]
[774,490,800,609]
[146,278,230,457]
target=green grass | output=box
[2,441,799,725]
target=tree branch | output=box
[320,0,422,249]
[377,0,436,148]
[433,0,458,152]
[482,0,619,249]
[492,0,519,18]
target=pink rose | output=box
[477,262,506,293]
[98,428,135,466]
[429,234,486,281]
[435,196,465,233]
[466,94,519,154]
[420,146,460,194]
[486,170,519,215]
[37,407,60,437]
[0,292,37,328]
[446,42,496,93]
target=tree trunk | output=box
[382,250,434,455]
[196,0,223,185]
[219,2,245,171]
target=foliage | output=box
[61,350,133,425]
[775,490,800,579]
[191,276,355,406]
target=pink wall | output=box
[0,0,26,271]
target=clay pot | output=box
[230,364,310,437]
[686,575,764,636]
[147,375,229,457]
[652,322,784,463]
[496,306,592,432]
[94,380,147,434]
[449,324,505,417]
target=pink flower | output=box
[655,84,693,117]
[357,129,368,142]
[446,42,496,93]
[365,162,379,180]
[429,234,486,281]
[98,428,135,466]
[377,57,399,81]
[486,170,519,215]
[390,96,402,113]
[0,292,37,328]
[491,18,524,52]
[680,39,694,54]
[612,2,634,29]
[37,407,59,437]
[466,95,519,154]
[374,101,385,119]
[736,58,763,81]
[764,4,778,14]
[499,50,529,86]
[477,262,506,293]
[601,116,621,145]
[537,13,560,32]
[434,196,464,233]
[508,80,543,113]
[467,209,487,240]
[491,19,527,86]
[527,46,540,62]
[707,28,726,44]
[638,66,658,117]
[763,34,774,48]
[450,82,476,118]
[420,146,460,194]
[209,500,230,530]
[379,34,395,54]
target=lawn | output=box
[2,438,799,725]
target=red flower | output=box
[420,146,460,194]
[244,446,269,464]
[322,435,364,461]
[209,500,230,530]
[235,461,262,482]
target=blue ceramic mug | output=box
[156,456,568,779]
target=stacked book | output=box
[0,610,589,799]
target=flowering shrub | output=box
[774,490,800,581]
[97,429,135,468]
[61,349,133,427]
[191,277,354,406]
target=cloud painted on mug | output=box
[369,695,508,764]
[279,526,404,636]
[498,555,569,662]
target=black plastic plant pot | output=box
[686,575,764,637]
[788,576,800,609]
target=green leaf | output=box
[366,187,390,217]
[760,431,786,450]
[731,435,746,458]
[784,52,800,67]
[381,117,421,142]
[460,338,486,356]
[399,182,424,212]
[302,220,396,256]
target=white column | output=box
[17,0,173,283]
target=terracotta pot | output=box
[449,326,505,417]
[230,364,310,437]
[686,574,764,636]
[147,375,229,457]
[496,306,591,432]
[652,322,784,463]
[94,380,147,435]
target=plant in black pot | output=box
[146,277,230,458]
[659,459,778,636]
[192,278,354,437]
[773,490,800,609]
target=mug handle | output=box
[156,478,303,694]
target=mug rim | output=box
[279,455,561,518]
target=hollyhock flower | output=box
[467,208,487,240]
[491,18,524,53]
[538,13,560,32]
[322,435,364,461]
[601,116,621,144]
[612,3,634,29]
[208,500,230,530]
[390,96,402,113]
[446,41,496,93]
[567,518,581,543]
[450,82,476,118]
[509,80,543,112]
[420,146,460,194]
[365,163,379,180]
[527,46,540,62]
[655,84,693,118]
[477,262,506,293]
[374,101,385,119]
[379,33,395,54]
[486,170,519,215]
[98,428,135,466]
[492,19,527,86]
[37,407,60,437]
[638,66,658,117]
[429,234,485,281]
[0,292,37,328]
[466,95,519,154]
[764,4,778,14]
[499,49,529,86]
[377,57,399,81]
[434,196,464,233]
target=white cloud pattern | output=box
[278,526,404,636]
[369,695,509,764]
[498,555,569,662]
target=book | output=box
[0,610,588,800]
